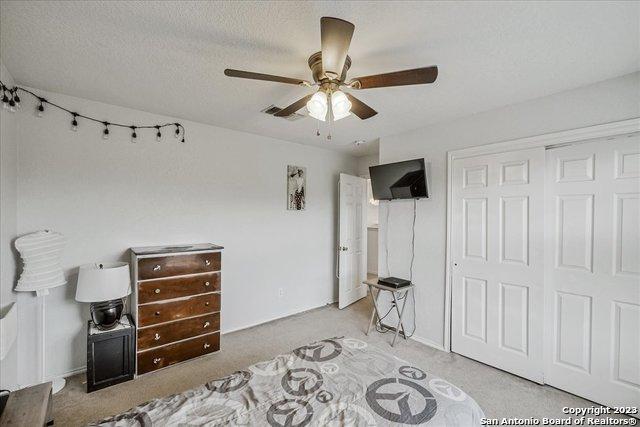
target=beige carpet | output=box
[53,298,621,426]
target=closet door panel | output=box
[544,134,640,408]
[451,147,545,383]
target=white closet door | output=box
[544,134,640,407]
[451,147,545,382]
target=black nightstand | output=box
[86,314,135,393]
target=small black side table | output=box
[86,314,135,393]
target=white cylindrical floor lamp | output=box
[14,230,67,393]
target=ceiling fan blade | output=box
[321,17,355,79]
[224,69,308,86]
[274,94,313,117]
[345,93,377,119]
[350,66,438,89]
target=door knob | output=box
[205,281,210,287]
[154,288,160,294]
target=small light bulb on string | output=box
[155,126,162,142]
[71,113,78,132]
[102,122,110,141]
[8,98,16,113]
[174,124,181,139]
[12,90,21,110]
[130,126,138,143]
[36,99,45,117]
[2,90,10,110]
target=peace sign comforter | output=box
[93,337,485,426]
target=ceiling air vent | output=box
[261,105,307,121]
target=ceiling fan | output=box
[224,17,438,123]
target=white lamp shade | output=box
[330,90,352,121]
[14,230,67,293]
[306,91,328,121]
[75,262,131,302]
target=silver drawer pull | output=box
[205,281,210,287]
[153,357,162,364]
[205,259,211,266]
[154,288,161,294]
[204,321,210,328]
[205,302,210,306]
[155,311,160,316]
[154,333,160,340]
[153,265,161,272]
[203,343,210,349]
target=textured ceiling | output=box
[1,1,638,155]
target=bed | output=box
[93,337,485,426]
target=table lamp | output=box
[75,262,131,330]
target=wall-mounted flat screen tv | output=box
[369,158,429,200]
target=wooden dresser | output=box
[130,244,223,375]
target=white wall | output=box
[357,153,380,226]
[14,87,357,385]
[378,72,640,350]
[0,61,19,390]
[357,153,379,178]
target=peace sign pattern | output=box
[95,337,485,426]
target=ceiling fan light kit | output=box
[330,90,352,121]
[306,91,328,121]
[224,16,438,137]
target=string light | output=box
[12,89,21,108]
[102,122,110,140]
[2,89,9,110]
[36,98,45,117]
[0,79,186,144]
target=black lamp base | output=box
[90,299,124,330]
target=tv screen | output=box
[369,158,428,200]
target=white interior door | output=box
[544,134,640,407]
[338,173,367,309]
[451,147,545,382]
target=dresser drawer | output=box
[138,252,221,280]
[137,332,220,375]
[137,313,220,351]
[138,293,220,327]
[138,273,221,304]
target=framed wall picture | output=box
[287,165,306,210]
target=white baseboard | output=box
[45,365,86,383]
[410,334,448,353]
